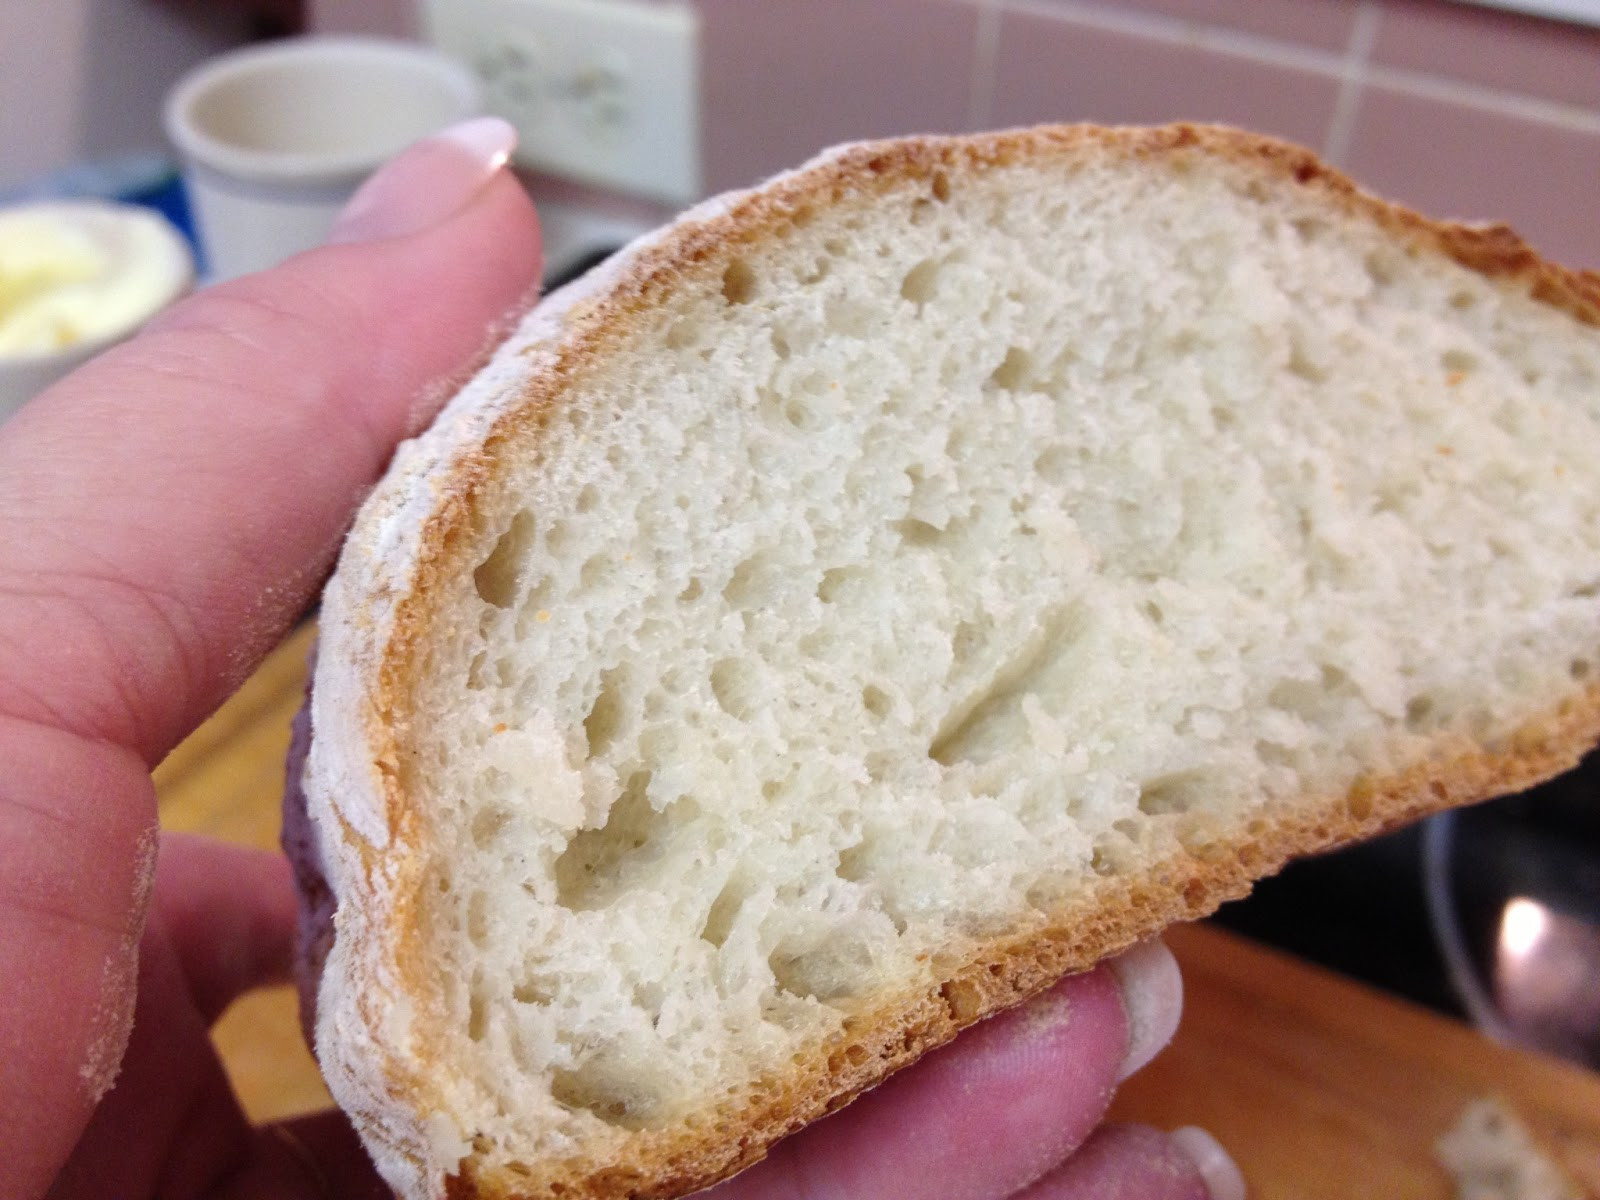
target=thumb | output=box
[0,116,542,764]
[0,117,540,1199]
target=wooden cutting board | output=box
[155,621,1600,1197]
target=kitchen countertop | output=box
[156,620,1600,1198]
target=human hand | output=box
[0,118,1242,1200]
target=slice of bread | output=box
[288,123,1600,1200]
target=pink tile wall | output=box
[313,0,1600,267]
[1372,0,1600,109]
[696,0,982,193]
[308,0,416,38]
[1030,0,1358,50]
[1345,86,1600,268]
[988,9,1341,147]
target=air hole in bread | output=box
[578,554,611,590]
[470,806,510,849]
[550,1050,668,1130]
[861,684,893,720]
[825,293,878,336]
[930,169,951,202]
[513,978,552,1006]
[900,257,942,307]
[1288,335,1328,384]
[1033,445,1074,486]
[724,552,780,609]
[798,256,831,285]
[938,977,983,1023]
[632,981,665,1018]
[641,687,669,721]
[1137,770,1212,817]
[583,666,630,757]
[1291,216,1325,243]
[473,510,535,609]
[665,319,697,351]
[835,840,870,883]
[987,345,1033,392]
[929,606,1083,766]
[1441,348,1478,375]
[544,517,577,557]
[769,933,875,1002]
[1364,249,1398,286]
[1571,658,1592,680]
[1236,176,1270,203]
[699,876,746,948]
[1405,693,1437,732]
[722,258,757,305]
[950,620,983,666]
[1087,842,1128,878]
[893,517,944,548]
[1267,665,1357,723]
[553,771,677,911]
[466,891,489,946]
[797,628,831,659]
[817,566,856,604]
[710,658,760,721]
[783,396,821,431]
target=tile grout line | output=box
[998,0,1600,133]
[1363,60,1600,132]
[1001,0,1356,76]
[967,0,1002,131]
[1323,0,1383,165]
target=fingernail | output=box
[329,116,518,245]
[1107,938,1183,1082]
[1171,1126,1248,1200]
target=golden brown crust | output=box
[332,124,1600,1199]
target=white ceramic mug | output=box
[164,36,480,281]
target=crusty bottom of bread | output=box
[287,656,1600,1200]
[449,692,1600,1198]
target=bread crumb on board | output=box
[1437,1097,1600,1200]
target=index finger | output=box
[0,144,542,764]
[0,127,542,1196]
[706,958,1136,1200]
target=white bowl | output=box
[0,200,194,424]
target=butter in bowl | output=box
[0,200,194,423]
